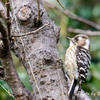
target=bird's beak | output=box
[67,37,76,44]
[66,37,72,40]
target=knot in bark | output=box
[17,6,31,22]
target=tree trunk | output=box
[10,0,68,100]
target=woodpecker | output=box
[65,34,91,100]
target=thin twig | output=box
[6,0,11,38]
[37,0,41,22]
[67,27,100,36]
[56,0,66,10]
[0,83,15,99]
[44,0,100,30]
[12,23,49,37]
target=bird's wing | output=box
[76,46,91,82]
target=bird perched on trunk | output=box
[65,34,91,100]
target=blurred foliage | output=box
[0,0,100,100]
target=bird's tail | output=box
[68,79,77,100]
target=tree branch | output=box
[74,86,91,100]
[44,0,100,30]
[12,23,49,37]
[0,17,35,100]
[67,27,100,36]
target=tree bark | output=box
[10,0,68,100]
[0,19,35,100]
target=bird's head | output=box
[67,34,90,49]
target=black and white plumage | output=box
[65,34,91,100]
[76,46,91,83]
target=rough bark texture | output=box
[1,53,35,100]
[0,18,35,100]
[10,0,68,100]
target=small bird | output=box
[65,34,91,100]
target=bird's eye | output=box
[74,37,79,42]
